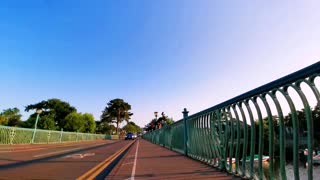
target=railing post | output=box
[183,108,189,156]
[59,128,63,143]
[47,131,51,144]
[76,131,79,142]
[9,127,16,145]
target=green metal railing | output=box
[143,61,320,180]
[0,125,116,144]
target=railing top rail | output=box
[0,125,108,137]
[182,61,320,120]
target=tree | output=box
[83,113,96,133]
[38,114,57,130]
[0,108,22,126]
[62,112,85,132]
[100,98,133,134]
[25,99,76,130]
[284,109,308,133]
[122,121,142,134]
[96,121,116,134]
[166,117,175,125]
[312,106,320,150]
[0,116,8,125]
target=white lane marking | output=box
[130,140,139,180]
[34,147,83,158]
[64,153,95,159]
[83,153,95,157]
[33,143,104,158]
[65,153,83,159]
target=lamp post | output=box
[161,112,166,127]
[182,108,189,156]
[154,112,158,130]
[31,109,43,144]
[154,111,158,119]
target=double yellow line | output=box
[77,140,136,180]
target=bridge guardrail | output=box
[143,61,320,180]
[0,125,117,144]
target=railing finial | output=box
[182,108,189,119]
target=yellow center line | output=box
[77,141,135,180]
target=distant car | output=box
[125,133,136,140]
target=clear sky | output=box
[1,1,320,127]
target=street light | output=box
[154,111,158,119]
[31,108,43,144]
[152,112,158,131]
[160,112,166,128]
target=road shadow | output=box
[0,141,120,171]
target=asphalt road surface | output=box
[0,140,131,179]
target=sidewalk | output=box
[108,139,240,180]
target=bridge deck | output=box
[108,139,240,180]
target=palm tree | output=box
[101,98,133,134]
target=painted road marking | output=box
[34,147,83,158]
[33,143,105,158]
[130,140,139,180]
[65,153,95,159]
[65,154,83,159]
[83,153,95,157]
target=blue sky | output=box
[1,1,320,127]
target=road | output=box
[0,139,240,179]
[0,140,131,179]
[108,139,239,180]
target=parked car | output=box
[125,133,136,140]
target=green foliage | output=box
[101,98,133,134]
[253,116,279,154]
[313,106,320,147]
[166,117,175,125]
[122,121,142,134]
[0,116,8,125]
[83,113,96,133]
[38,114,57,130]
[284,109,309,133]
[96,121,116,134]
[20,115,36,128]
[22,113,57,130]
[22,99,99,133]
[62,112,86,132]
[25,98,76,129]
[0,108,22,126]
